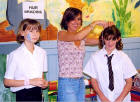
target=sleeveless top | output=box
[57,40,85,78]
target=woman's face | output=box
[67,14,82,32]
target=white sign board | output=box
[22,1,44,19]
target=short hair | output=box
[60,7,82,30]
[16,19,41,44]
[99,25,123,50]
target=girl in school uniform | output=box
[83,25,137,102]
[4,19,48,101]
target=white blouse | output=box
[83,48,137,102]
[4,43,48,92]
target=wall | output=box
[0,37,140,81]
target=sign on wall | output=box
[22,1,44,19]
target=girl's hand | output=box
[114,98,123,102]
[30,78,43,87]
[41,80,48,89]
[100,95,111,102]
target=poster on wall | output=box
[22,0,44,19]
[0,0,140,42]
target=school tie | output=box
[106,54,114,91]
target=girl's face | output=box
[22,27,40,43]
[104,36,118,53]
[67,14,82,32]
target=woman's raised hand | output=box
[97,21,114,28]
[90,20,114,29]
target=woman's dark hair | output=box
[16,19,41,44]
[99,25,123,50]
[60,7,82,30]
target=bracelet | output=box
[89,24,94,30]
[24,79,30,86]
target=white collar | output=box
[102,47,118,57]
[21,43,36,55]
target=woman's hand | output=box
[91,21,114,29]
[100,21,114,29]
[90,20,105,28]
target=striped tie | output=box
[106,54,114,91]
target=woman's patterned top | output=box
[57,40,85,78]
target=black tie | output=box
[106,54,114,91]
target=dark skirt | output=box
[16,87,42,102]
